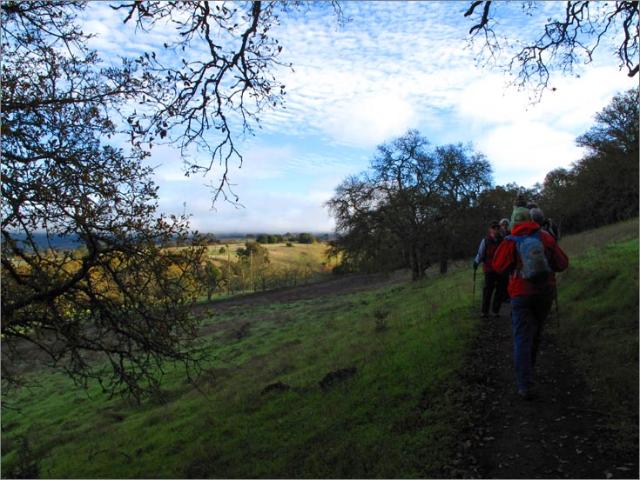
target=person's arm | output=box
[492,240,516,274]
[474,238,486,267]
[542,232,569,272]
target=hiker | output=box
[492,206,569,400]
[473,221,503,318]
[499,218,511,238]
[496,218,511,304]
[531,207,560,240]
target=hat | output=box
[499,218,509,226]
[511,206,531,226]
[530,207,545,224]
[490,221,500,229]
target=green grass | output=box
[2,266,479,478]
[555,227,639,451]
[559,217,638,258]
[3,219,638,478]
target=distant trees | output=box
[328,90,638,279]
[254,233,315,244]
[328,130,492,279]
[193,233,220,246]
[537,88,639,233]
[297,233,316,244]
[195,261,222,302]
[256,234,285,244]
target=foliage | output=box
[328,130,492,279]
[257,234,285,244]
[297,233,316,244]
[537,88,639,234]
[195,260,222,301]
[193,233,220,246]
[1,1,209,400]
[202,241,330,296]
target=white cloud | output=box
[321,93,416,147]
[478,122,585,186]
[75,2,637,232]
[184,190,336,234]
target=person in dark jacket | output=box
[473,221,503,318]
[493,207,569,400]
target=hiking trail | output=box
[441,303,639,479]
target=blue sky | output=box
[80,2,635,233]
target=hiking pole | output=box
[554,287,559,328]
[472,267,477,308]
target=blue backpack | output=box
[506,231,552,281]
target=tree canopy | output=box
[328,131,492,279]
[0,0,293,400]
[537,87,639,232]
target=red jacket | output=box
[492,221,569,298]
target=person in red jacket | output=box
[492,207,569,400]
[473,221,503,318]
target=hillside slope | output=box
[2,220,638,478]
[446,218,638,478]
[2,263,480,477]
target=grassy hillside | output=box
[2,266,478,478]
[2,220,637,478]
[555,218,639,452]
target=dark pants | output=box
[510,294,553,392]
[496,273,509,304]
[482,271,502,315]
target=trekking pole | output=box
[554,287,559,328]
[472,267,477,307]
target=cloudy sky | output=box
[81,2,635,234]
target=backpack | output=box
[506,230,552,282]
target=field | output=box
[1,220,638,478]
[206,241,334,272]
[198,241,335,299]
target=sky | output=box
[80,1,636,234]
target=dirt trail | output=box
[193,270,409,314]
[445,304,639,479]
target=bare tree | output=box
[465,1,639,96]
[113,1,294,204]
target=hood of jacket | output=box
[510,220,541,237]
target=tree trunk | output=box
[439,258,448,274]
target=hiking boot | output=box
[517,389,536,401]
